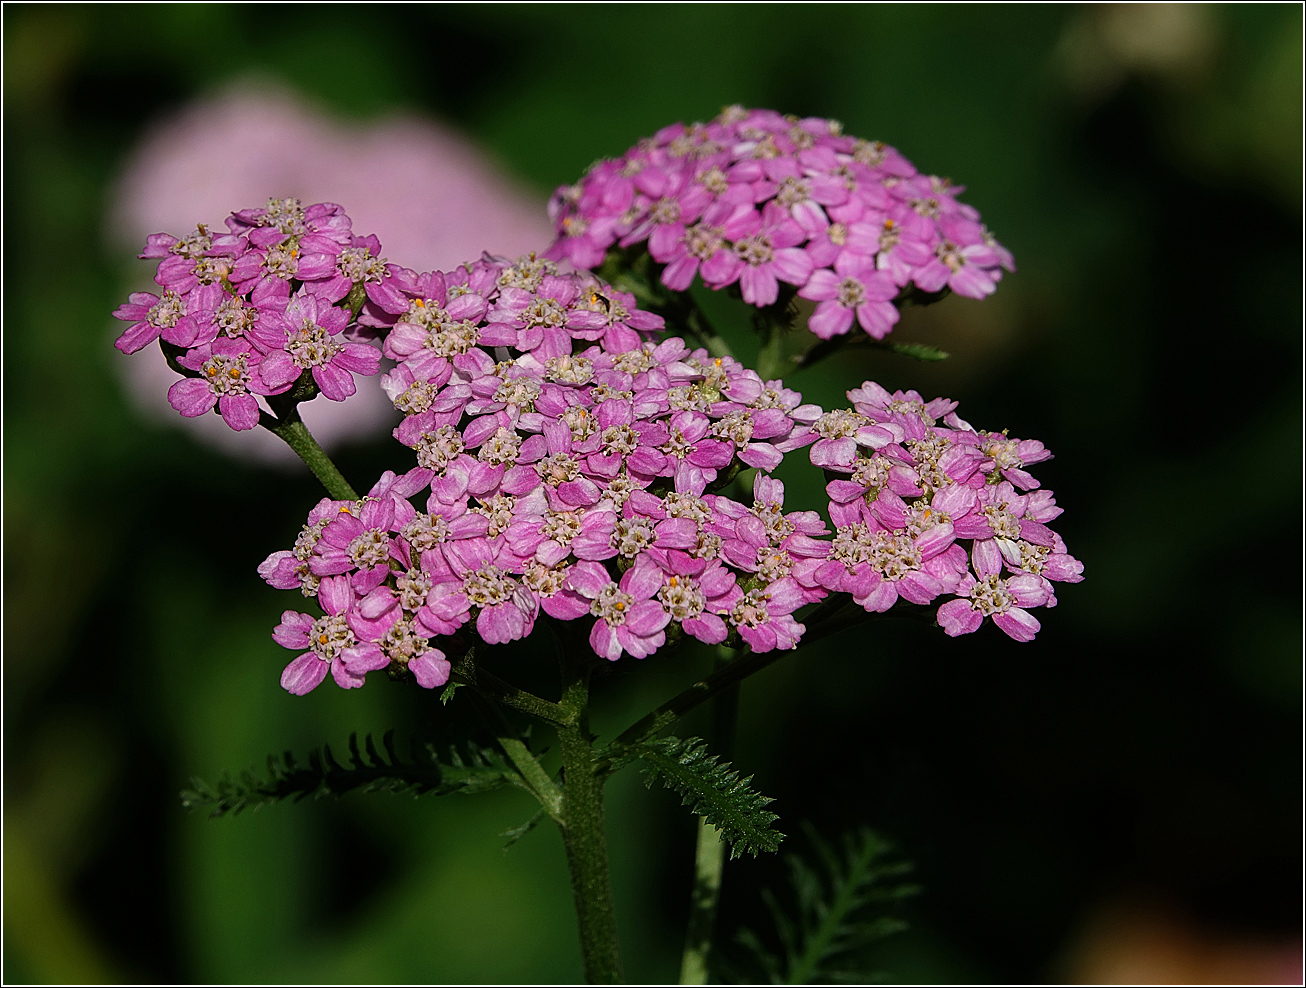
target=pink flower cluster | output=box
[112,198,393,430]
[811,381,1083,641]
[546,106,1014,341]
[259,252,838,694]
[254,248,1080,694]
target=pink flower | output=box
[813,380,1082,641]
[168,338,275,431]
[418,539,539,646]
[274,575,388,694]
[257,291,381,401]
[548,106,1014,343]
[936,543,1051,643]
[570,560,671,661]
[798,254,900,340]
[109,85,549,465]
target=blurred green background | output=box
[3,3,1301,984]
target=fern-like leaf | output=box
[500,808,546,850]
[618,735,782,858]
[884,341,949,362]
[729,824,918,984]
[180,730,523,818]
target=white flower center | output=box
[287,321,340,369]
[309,613,354,660]
[214,297,256,337]
[347,528,390,568]
[658,576,705,621]
[463,565,515,607]
[478,427,522,466]
[413,425,465,472]
[200,352,251,395]
[473,495,515,537]
[148,291,186,328]
[730,590,771,628]
[591,584,635,626]
[612,517,656,558]
[733,234,775,267]
[337,246,386,283]
[401,513,450,551]
[396,568,433,611]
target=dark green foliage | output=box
[883,342,950,362]
[729,825,919,984]
[500,808,546,850]
[180,731,523,818]
[616,735,783,858]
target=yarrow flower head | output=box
[257,249,839,695]
[113,198,393,430]
[812,380,1083,641]
[546,107,1014,342]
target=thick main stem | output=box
[557,669,623,983]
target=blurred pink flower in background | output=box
[106,81,553,465]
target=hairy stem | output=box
[556,665,623,983]
[451,651,570,726]
[260,405,359,501]
[500,736,564,821]
[462,687,564,820]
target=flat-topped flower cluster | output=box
[254,250,1079,696]
[112,198,404,429]
[114,179,1079,700]
[809,381,1083,642]
[258,251,834,694]
[547,105,1014,342]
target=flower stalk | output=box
[261,408,360,502]
[556,664,623,984]
[678,647,741,984]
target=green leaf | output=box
[728,824,919,984]
[180,731,523,818]
[885,342,949,362]
[618,735,782,858]
[500,808,546,850]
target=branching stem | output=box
[450,651,570,726]
[609,597,920,753]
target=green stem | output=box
[556,665,623,983]
[678,647,740,984]
[682,297,734,361]
[752,287,800,381]
[463,685,565,821]
[500,736,564,821]
[450,651,569,726]
[260,406,359,501]
[755,328,790,382]
[680,819,727,984]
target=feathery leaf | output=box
[615,735,782,858]
[180,731,524,818]
[728,824,918,984]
